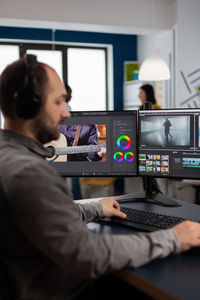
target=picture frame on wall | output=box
[124,61,140,83]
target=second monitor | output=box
[139,109,200,179]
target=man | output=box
[0,56,200,300]
[163,118,172,142]
[65,83,72,102]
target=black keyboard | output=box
[106,207,190,232]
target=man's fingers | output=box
[113,200,126,218]
[113,209,126,219]
[113,200,120,210]
[99,198,127,218]
[172,220,200,251]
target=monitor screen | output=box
[139,109,200,179]
[46,110,138,177]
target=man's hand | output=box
[172,220,200,251]
[98,147,106,160]
[99,198,126,219]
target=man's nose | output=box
[62,103,71,118]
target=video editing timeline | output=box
[139,109,200,179]
[49,111,137,177]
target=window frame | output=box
[0,41,109,110]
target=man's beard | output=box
[32,113,61,144]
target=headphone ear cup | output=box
[15,90,41,119]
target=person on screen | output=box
[60,124,105,161]
[61,84,107,200]
[1,57,200,300]
[163,118,172,142]
[60,84,105,162]
[139,83,161,109]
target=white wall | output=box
[0,0,182,110]
[0,0,177,34]
[123,28,175,110]
[137,29,175,108]
[137,0,200,109]
[176,0,200,108]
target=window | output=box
[0,42,109,121]
[0,45,19,74]
[0,45,20,128]
[26,49,63,79]
[67,47,107,111]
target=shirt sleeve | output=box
[7,160,182,279]
[125,229,181,268]
[75,202,103,223]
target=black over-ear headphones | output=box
[14,54,41,119]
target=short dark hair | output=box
[140,84,156,104]
[64,83,72,103]
[0,57,49,119]
[65,83,72,93]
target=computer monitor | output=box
[46,108,199,207]
[123,108,200,207]
[119,108,200,207]
[139,109,200,179]
[46,110,138,177]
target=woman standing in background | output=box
[139,83,161,109]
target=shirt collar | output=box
[1,129,52,158]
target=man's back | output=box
[0,130,89,300]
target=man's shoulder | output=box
[0,139,55,180]
[0,143,64,200]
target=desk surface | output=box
[87,199,200,300]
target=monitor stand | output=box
[115,177,181,207]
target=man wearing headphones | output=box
[1,56,200,300]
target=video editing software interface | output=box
[139,109,200,179]
[48,111,137,176]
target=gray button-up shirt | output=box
[0,129,181,300]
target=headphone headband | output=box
[25,54,37,91]
[14,54,41,119]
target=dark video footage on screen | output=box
[140,115,190,148]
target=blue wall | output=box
[0,26,137,110]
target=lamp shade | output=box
[139,49,170,81]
